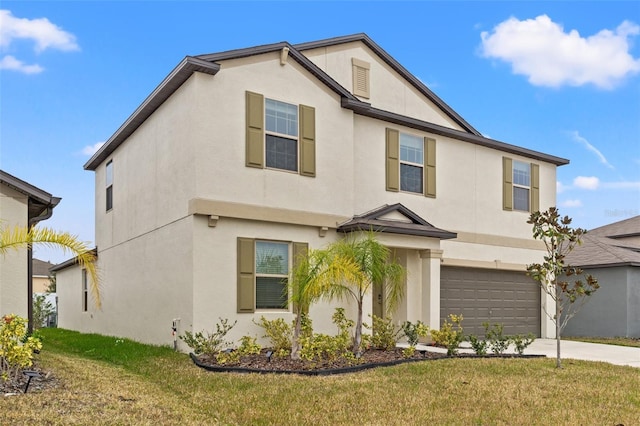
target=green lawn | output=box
[1,328,638,425]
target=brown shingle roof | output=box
[32,258,54,276]
[587,215,640,239]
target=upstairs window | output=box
[503,157,539,213]
[265,99,298,172]
[245,91,316,177]
[400,133,424,194]
[105,160,113,211]
[386,128,436,197]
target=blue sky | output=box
[1,1,639,263]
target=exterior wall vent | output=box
[351,58,370,99]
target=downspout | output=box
[27,204,57,334]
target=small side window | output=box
[105,160,113,211]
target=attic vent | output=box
[352,58,370,99]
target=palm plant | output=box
[0,225,100,309]
[321,232,405,352]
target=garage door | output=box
[440,267,541,337]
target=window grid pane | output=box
[400,163,423,194]
[400,133,424,165]
[106,161,113,186]
[265,99,298,137]
[514,187,530,211]
[266,135,297,171]
[513,161,530,186]
[256,241,288,274]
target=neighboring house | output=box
[0,170,60,322]
[55,33,569,349]
[564,216,640,338]
[32,258,54,293]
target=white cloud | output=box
[480,15,640,89]
[573,176,600,190]
[561,199,583,208]
[0,54,42,74]
[0,9,79,52]
[557,181,568,194]
[569,131,614,169]
[81,142,105,156]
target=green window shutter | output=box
[246,91,264,169]
[237,237,255,313]
[299,105,316,177]
[530,163,540,213]
[386,128,399,192]
[424,137,436,198]
[503,157,513,211]
[292,242,309,314]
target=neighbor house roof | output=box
[84,33,570,171]
[566,216,640,268]
[32,259,54,277]
[50,248,98,273]
[0,170,61,224]
[337,203,457,239]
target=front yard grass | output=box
[1,328,638,425]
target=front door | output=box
[372,281,385,319]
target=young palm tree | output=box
[288,248,361,360]
[0,225,100,309]
[321,232,405,352]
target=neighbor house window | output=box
[255,241,289,310]
[105,160,113,211]
[503,157,539,212]
[245,91,316,177]
[400,133,424,194]
[265,99,298,172]
[82,269,88,312]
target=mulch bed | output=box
[1,364,60,396]
[190,348,544,376]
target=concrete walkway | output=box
[411,339,640,368]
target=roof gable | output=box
[0,170,61,222]
[337,203,457,239]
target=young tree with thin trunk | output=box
[526,208,599,368]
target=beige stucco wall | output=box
[302,41,466,131]
[0,185,29,317]
[32,276,51,294]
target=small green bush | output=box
[431,314,464,355]
[467,334,489,355]
[216,335,262,365]
[180,318,236,356]
[299,308,356,363]
[1,314,43,382]
[254,316,292,357]
[483,322,510,354]
[512,333,536,355]
[364,315,402,351]
[402,320,429,347]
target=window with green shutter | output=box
[503,157,540,213]
[237,238,308,313]
[246,91,315,177]
[386,128,436,197]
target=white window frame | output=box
[255,240,290,311]
[512,160,531,212]
[264,98,298,173]
[399,132,424,194]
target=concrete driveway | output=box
[525,338,640,368]
[413,339,640,368]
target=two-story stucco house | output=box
[0,170,60,324]
[55,34,568,348]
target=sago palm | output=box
[0,225,100,308]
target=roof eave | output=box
[84,56,221,171]
[337,222,457,239]
[341,98,570,166]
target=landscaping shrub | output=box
[0,314,42,381]
[216,335,262,365]
[483,322,510,354]
[299,308,357,363]
[180,318,236,356]
[254,316,293,357]
[402,320,429,347]
[431,314,464,355]
[364,315,402,350]
[467,334,489,355]
[512,333,536,355]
